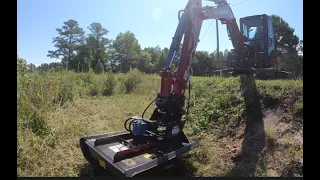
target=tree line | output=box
[21,14,303,77]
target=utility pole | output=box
[216,19,219,68]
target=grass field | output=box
[17,69,303,177]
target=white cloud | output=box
[152,8,163,21]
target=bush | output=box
[88,83,100,96]
[17,72,53,136]
[102,72,117,96]
[123,69,142,93]
[78,71,95,85]
[80,72,101,96]
[54,71,76,105]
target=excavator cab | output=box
[240,14,277,68]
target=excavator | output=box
[80,0,277,177]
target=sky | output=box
[17,0,303,66]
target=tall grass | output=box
[17,68,303,177]
[122,69,143,93]
[17,68,143,137]
[17,68,144,176]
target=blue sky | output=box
[17,0,303,66]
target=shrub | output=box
[123,69,142,93]
[54,71,76,105]
[102,72,117,96]
[17,72,53,136]
[88,83,100,96]
[81,72,101,97]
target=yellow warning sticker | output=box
[143,153,156,159]
[143,153,152,159]
[98,159,106,169]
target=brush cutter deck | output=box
[80,130,199,177]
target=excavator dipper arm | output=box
[161,0,244,97]
[203,1,245,50]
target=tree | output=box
[193,51,214,76]
[154,47,169,72]
[27,63,37,72]
[17,55,28,74]
[73,42,92,72]
[113,31,141,73]
[48,62,64,72]
[137,51,152,73]
[271,15,301,76]
[221,49,229,68]
[212,50,227,69]
[86,23,111,73]
[37,63,50,72]
[106,48,121,72]
[47,20,85,70]
[271,15,299,55]
[144,46,162,72]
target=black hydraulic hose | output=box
[141,97,157,120]
[129,120,134,133]
[124,117,139,134]
[124,118,131,131]
[124,117,134,132]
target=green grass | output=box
[17,70,303,177]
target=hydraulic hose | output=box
[142,97,157,120]
[124,117,134,133]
